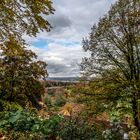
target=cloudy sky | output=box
[25,0,116,77]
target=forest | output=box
[0,0,140,139]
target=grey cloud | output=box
[30,43,88,77]
[28,0,117,77]
[48,14,72,33]
[47,63,79,77]
[27,0,117,42]
[47,63,67,74]
[47,0,117,40]
[47,61,80,77]
[32,0,117,43]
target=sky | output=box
[25,0,116,77]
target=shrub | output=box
[0,100,23,111]
[56,116,103,140]
[54,96,67,107]
[0,109,63,139]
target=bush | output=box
[45,96,52,107]
[56,116,103,140]
[0,109,63,139]
[54,96,67,107]
[3,131,45,140]
[0,100,23,111]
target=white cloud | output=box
[30,43,88,77]
[25,0,117,43]
[25,0,117,77]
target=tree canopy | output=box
[81,0,140,132]
[82,0,140,80]
[0,0,54,109]
[0,0,54,42]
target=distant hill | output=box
[47,77,79,82]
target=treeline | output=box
[45,80,78,87]
[81,0,140,138]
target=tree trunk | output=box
[25,93,43,110]
[132,94,140,132]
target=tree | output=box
[0,0,54,42]
[0,36,48,109]
[0,0,54,109]
[72,71,132,139]
[81,0,140,131]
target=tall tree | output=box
[0,0,54,42]
[0,36,48,109]
[0,0,54,109]
[81,0,140,130]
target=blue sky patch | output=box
[32,39,46,48]
[32,39,80,49]
[57,41,80,47]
